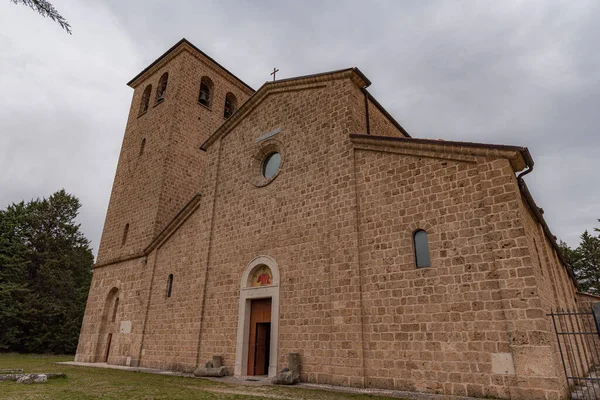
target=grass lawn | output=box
[0,354,402,400]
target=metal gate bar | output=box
[549,308,600,400]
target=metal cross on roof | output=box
[270,67,279,81]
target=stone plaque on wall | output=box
[120,321,132,334]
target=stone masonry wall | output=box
[518,197,577,311]
[367,97,406,138]
[577,292,600,310]
[195,78,360,383]
[76,257,148,366]
[352,144,572,399]
[81,43,253,368]
[137,202,210,372]
[96,46,252,265]
[348,84,407,138]
[152,49,252,237]
[516,186,580,396]
[96,58,183,265]
[354,150,513,397]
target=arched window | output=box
[166,274,173,298]
[102,287,119,323]
[111,297,119,322]
[224,92,237,118]
[413,230,431,268]
[198,76,213,107]
[122,223,129,246]
[140,138,146,156]
[139,85,152,116]
[155,72,168,103]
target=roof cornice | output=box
[350,134,531,172]
[127,38,254,94]
[200,67,370,151]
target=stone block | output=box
[212,356,223,369]
[513,346,557,378]
[193,366,227,377]
[492,352,515,375]
[288,353,300,375]
[16,374,47,384]
[120,321,132,334]
[272,370,300,385]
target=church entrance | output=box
[247,298,272,376]
[235,256,280,377]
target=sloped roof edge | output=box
[93,193,202,269]
[144,193,202,254]
[350,133,532,170]
[127,38,254,93]
[364,90,411,138]
[200,67,370,151]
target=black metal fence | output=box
[549,308,600,400]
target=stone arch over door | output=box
[234,256,280,377]
[96,287,119,362]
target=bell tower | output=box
[95,39,253,265]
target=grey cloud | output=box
[1,0,598,255]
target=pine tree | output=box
[572,230,600,295]
[559,240,579,270]
[0,204,29,350]
[0,190,92,353]
[560,220,600,295]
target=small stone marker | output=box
[0,372,64,382]
[272,353,300,385]
[212,356,223,369]
[288,353,300,375]
[255,128,281,143]
[194,356,227,378]
[16,374,47,384]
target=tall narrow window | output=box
[156,72,168,103]
[198,76,213,107]
[139,85,152,116]
[414,230,431,268]
[223,92,237,118]
[122,223,129,246]
[140,138,146,156]
[167,274,173,298]
[111,297,119,322]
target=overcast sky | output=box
[1,0,599,256]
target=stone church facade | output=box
[76,38,581,399]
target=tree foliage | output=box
[10,0,71,34]
[0,190,92,353]
[560,220,600,295]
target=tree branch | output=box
[10,0,71,34]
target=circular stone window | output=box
[249,140,284,187]
[262,152,281,179]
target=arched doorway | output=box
[234,256,280,377]
[96,287,119,363]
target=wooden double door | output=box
[247,298,272,376]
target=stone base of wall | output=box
[576,292,600,310]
